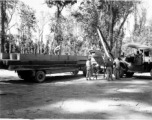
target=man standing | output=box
[86,57,92,80]
[105,58,113,81]
[113,58,120,79]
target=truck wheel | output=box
[33,71,46,83]
[71,70,79,76]
[17,71,31,81]
[126,72,134,77]
[119,67,124,78]
[150,69,152,78]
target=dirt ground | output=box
[0,70,152,119]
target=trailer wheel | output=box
[71,70,79,76]
[83,67,86,76]
[17,71,31,81]
[33,71,46,83]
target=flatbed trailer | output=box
[0,53,87,82]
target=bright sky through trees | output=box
[17,0,152,43]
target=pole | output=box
[97,28,111,58]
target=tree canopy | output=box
[1,0,150,57]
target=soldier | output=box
[105,58,113,81]
[113,57,120,79]
[86,57,92,80]
[54,44,61,55]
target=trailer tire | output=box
[33,71,46,83]
[83,67,86,76]
[17,71,32,81]
[71,70,79,76]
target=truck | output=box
[0,27,113,83]
[0,53,86,82]
[119,43,152,78]
[97,28,152,78]
[0,49,104,83]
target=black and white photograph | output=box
[0,0,152,119]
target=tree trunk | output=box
[108,5,115,53]
[1,1,6,53]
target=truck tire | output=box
[126,72,134,77]
[71,70,79,76]
[33,71,46,83]
[83,67,86,76]
[17,71,32,81]
[119,67,124,78]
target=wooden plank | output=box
[77,60,86,65]
[4,60,77,66]
[69,56,77,61]
[0,53,10,59]
[50,55,59,61]
[8,65,77,71]
[19,54,69,61]
[58,55,68,61]
[10,53,20,60]
[77,56,87,61]
[19,54,51,61]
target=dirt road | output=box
[0,70,152,119]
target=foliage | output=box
[0,0,19,52]
[122,7,152,55]
[72,0,138,57]
[36,11,51,54]
[45,0,77,47]
[71,0,100,55]
[45,0,76,17]
[17,2,37,52]
[97,0,137,57]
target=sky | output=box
[20,0,54,17]
[141,0,152,22]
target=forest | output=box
[0,0,152,57]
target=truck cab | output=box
[122,43,152,78]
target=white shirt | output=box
[86,60,91,67]
[113,58,120,68]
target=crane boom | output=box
[97,28,111,59]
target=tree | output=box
[5,0,19,34]
[72,0,100,55]
[73,0,139,58]
[0,0,20,53]
[123,8,152,53]
[36,11,50,54]
[18,2,36,53]
[98,0,139,57]
[61,16,84,55]
[45,0,77,52]
[0,0,6,52]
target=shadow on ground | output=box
[0,74,84,85]
[0,72,152,119]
